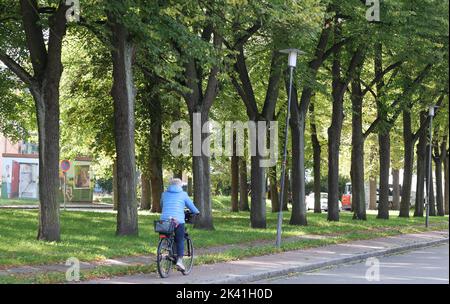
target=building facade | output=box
[1,134,93,202]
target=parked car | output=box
[306,192,342,211]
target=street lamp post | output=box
[425,105,436,228]
[276,49,304,248]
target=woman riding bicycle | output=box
[160,178,199,271]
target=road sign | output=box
[61,160,71,172]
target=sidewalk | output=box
[81,230,449,284]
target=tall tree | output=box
[174,13,222,230]
[327,15,365,221]
[0,0,69,241]
[107,1,138,235]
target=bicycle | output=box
[154,210,197,278]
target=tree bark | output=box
[113,160,118,211]
[283,171,290,211]
[269,166,280,212]
[187,176,193,197]
[35,85,61,241]
[374,42,390,220]
[400,109,413,217]
[310,103,322,214]
[250,141,267,228]
[444,149,449,215]
[426,145,436,216]
[140,173,151,210]
[239,157,250,211]
[369,178,377,210]
[173,170,183,179]
[377,131,390,219]
[414,112,427,217]
[434,144,444,216]
[350,64,366,220]
[149,94,163,213]
[392,169,400,210]
[190,111,214,230]
[231,135,239,212]
[290,111,307,225]
[109,12,138,236]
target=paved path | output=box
[256,243,449,284]
[80,230,448,284]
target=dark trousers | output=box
[174,224,185,258]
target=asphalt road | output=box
[256,243,449,284]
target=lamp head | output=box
[280,48,305,68]
[429,105,439,117]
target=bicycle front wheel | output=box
[181,237,194,275]
[157,237,173,278]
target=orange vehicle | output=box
[341,182,352,211]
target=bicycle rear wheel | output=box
[157,237,173,278]
[181,237,194,275]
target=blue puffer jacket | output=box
[160,185,199,224]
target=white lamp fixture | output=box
[429,105,435,117]
[280,48,305,68]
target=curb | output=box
[212,237,449,284]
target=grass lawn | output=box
[0,198,39,206]
[0,196,448,270]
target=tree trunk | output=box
[269,166,279,212]
[290,115,307,225]
[283,171,289,211]
[374,41,389,220]
[400,109,413,217]
[392,169,400,210]
[149,95,163,213]
[414,112,427,217]
[327,97,343,221]
[187,176,193,197]
[239,157,250,211]
[173,170,183,179]
[377,131,390,219]
[140,173,151,210]
[350,73,366,220]
[310,102,322,214]
[113,160,118,211]
[444,149,449,215]
[434,146,444,216]
[250,147,266,228]
[369,177,377,210]
[15,0,68,242]
[109,16,138,236]
[35,88,61,241]
[426,145,436,216]
[326,27,350,222]
[191,111,214,230]
[150,162,163,213]
[231,135,239,212]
